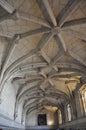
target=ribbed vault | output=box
[0,0,86,125]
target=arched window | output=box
[67,104,71,121]
[58,109,62,124]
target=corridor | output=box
[0,0,86,130]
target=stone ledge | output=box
[25,125,57,130]
[0,115,25,130]
[59,116,86,129]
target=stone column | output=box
[61,107,66,124]
[74,83,85,118]
[75,91,84,118]
[64,104,68,123]
[54,110,59,126]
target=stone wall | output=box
[0,81,24,129]
[0,81,16,120]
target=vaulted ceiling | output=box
[0,0,86,115]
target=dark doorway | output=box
[38,114,47,125]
